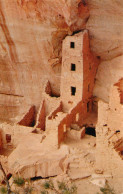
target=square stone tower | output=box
[60,30,98,111]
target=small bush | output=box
[42,180,77,194]
[100,183,115,194]
[43,182,50,189]
[13,177,25,186]
[41,191,48,194]
[58,182,66,190]
[24,186,33,194]
[0,186,7,194]
[69,185,77,194]
[58,181,77,194]
[43,180,54,190]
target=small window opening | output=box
[115,130,120,133]
[6,134,11,143]
[71,63,76,71]
[87,102,90,112]
[97,56,101,59]
[71,87,76,96]
[85,127,96,137]
[70,42,75,48]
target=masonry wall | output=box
[115,78,123,104]
[48,102,62,120]
[96,122,123,179]
[42,91,60,116]
[0,124,33,149]
[46,112,67,132]
[58,99,92,146]
[58,31,99,145]
[35,100,45,130]
[96,100,110,172]
[60,30,99,112]
[83,31,99,101]
[61,32,84,111]
[96,87,123,179]
[108,86,123,136]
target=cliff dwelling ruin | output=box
[0,30,100,178]
[0,1,123,192]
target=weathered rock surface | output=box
[87,0,123,102]
[0,0,122,118]
[87,0,123,60]
[8,133,69,178]
[0,0,89,112]
[94,55,123,102]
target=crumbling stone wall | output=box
[58,99,93,146]
[96,123,123,178]
[96,81,123,178]
[48,101,62,120]
[58,30,99,145]
[115,78,123,104]
[42,89,61,116]
[46,103,65,132]
[108,84,123,136]
[0,124,33,149]
[35,100,45,130]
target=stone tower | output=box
[60,30,99,112]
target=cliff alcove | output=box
[0,1,123,194]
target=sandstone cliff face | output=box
[0,0,122,114]
[0,0,89,110]
[87,0,123,102]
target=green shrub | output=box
[43,180,54,190]
[43,182,50,189]
[42,180,77,194]
[13,177,25,186]
[69,185,77,194]
[58,182,66,190]
[41,191,48,194]
[24,186,33,194]
[100,183,115,194]
[58,181,77,194]
[0,186,7,194]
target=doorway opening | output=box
[71,87,76,96]
[85,127,96,137]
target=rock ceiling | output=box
[0,0,122,106]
